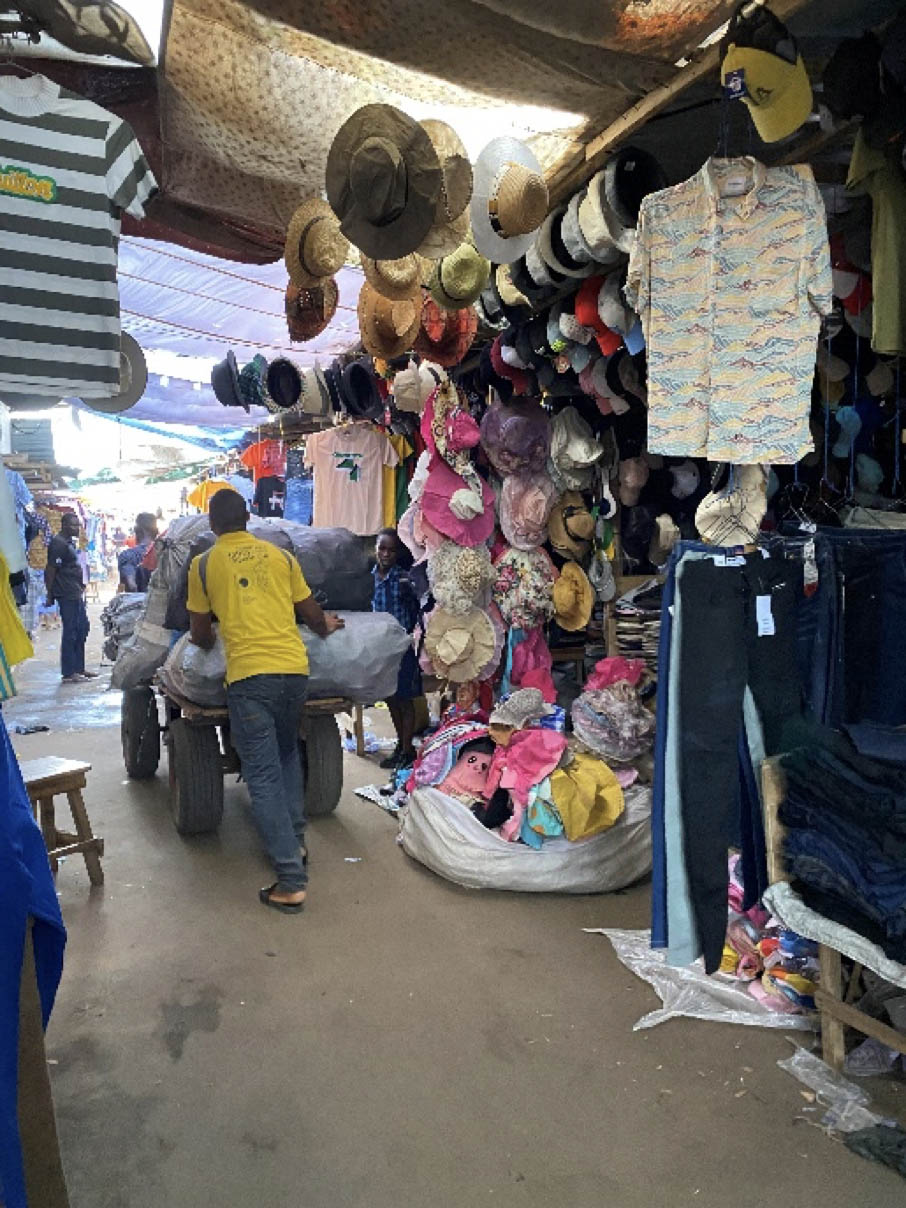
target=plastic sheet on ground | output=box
[400,785,652,893]
[778,1045,896,1134]
[589,928,817,1031]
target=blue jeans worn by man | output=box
[227,674,309,893]
[57,597,89,679]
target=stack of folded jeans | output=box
[780,735,906,963]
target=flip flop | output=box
[258,884,305,914]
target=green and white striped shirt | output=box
[0,73,157,399]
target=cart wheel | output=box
[167,717,224,834]
[301,714,343,816]
[121,686,160,779]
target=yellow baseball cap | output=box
[721,45,813,143]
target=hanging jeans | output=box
[57,597,89,678]
[677,552,803,973]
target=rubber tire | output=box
[168,717,224,835]
[301,714,343,816]
[121,686,160,779]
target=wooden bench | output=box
[20,757,104,886]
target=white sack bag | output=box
[400,784,652,893]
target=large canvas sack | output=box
[400,785,652,893]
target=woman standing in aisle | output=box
[372,528,422,770]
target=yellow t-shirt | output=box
[186,531,311,684]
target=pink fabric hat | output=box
[412,500,447,554]
[510,625,553,687]
[420,458,496,547]
[499,471,559,550]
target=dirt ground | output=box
[7,604,905,1207]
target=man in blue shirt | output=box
[372,528,422,769]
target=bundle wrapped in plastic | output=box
[157,630,227,707]
[110,579,176,689]
[101,592,146,662]
[157,611,413,707]
[163,520,373,631]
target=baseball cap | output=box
[720,3,813,143]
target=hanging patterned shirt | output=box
[626,158,832,464]
[0,73,157,399]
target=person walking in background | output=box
[45,511,96,683]
[372,527,422,770]
[118,512,158,592]
[187,489,344,914]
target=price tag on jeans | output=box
[755,594,775,637]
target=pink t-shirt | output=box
[304,425,398,536]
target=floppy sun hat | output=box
[470,137,550,264]
[284,197,350,288]
[416,119,473,259]
[326,104,442,259]
[357,280,423,358]
[424,608,497,683]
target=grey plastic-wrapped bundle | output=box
[101,592,145,662]
[110,574,177,689]
[158,631,227,707]
[162,519,372,631]
[156,611,412,707]
[301,611,412,703]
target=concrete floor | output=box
[7,607,905,1207]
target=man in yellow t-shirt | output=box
[187,489,344,914]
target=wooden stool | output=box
[20,757,104,886]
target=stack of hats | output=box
[210,349,384,422]
[282,197,348,346]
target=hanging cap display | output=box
[720,3,813,143]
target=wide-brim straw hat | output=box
[553,560,595,631]
[285,278,338,343]
[357,280,423,358]
[424,607,497,683]
[471,136,550,264]
[284,198,350,288]
[548,490,595,560]
[429,242,491,311]
[326,103,442,259]
[361,253,426,300]
[416,119,473,259]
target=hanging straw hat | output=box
[429,242,491,311]
[424,608,497,683]
[416,120,473,259]
[285,278,338,342]
[548,491,595,560]
[357,280,423,358]
[470,137,550,264]
[552,561,595,631]
[284,198,349,288]
[361,253,425,300]
[326,104,442,259]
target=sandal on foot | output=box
[258,884,305,914]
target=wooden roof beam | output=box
[547,0,813,204]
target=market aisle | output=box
[5,661,903,1207]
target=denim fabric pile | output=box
[780,728,906,964]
